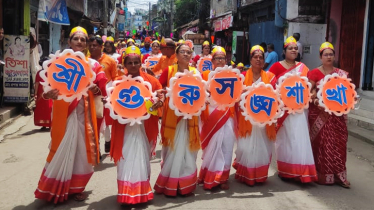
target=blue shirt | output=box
[265,51,278,71]
[140,47,152,55]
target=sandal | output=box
[337,180,351,188]
[73,193,87,201]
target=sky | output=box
[126,0,159,13]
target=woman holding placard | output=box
[268,36,317,183]
[191,40,211,67]
[198,46,237,190]
[155,43,201,196]
[109,46,164,204]
[34,26,107,203]
[307,42,351,188]
[142,40,162,63]
[234,45,276,186]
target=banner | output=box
[38,0,70,25]
[317,73,357,116]
[167,70,208,119]
[207,65,244,110]
[2,35,30,103]
[105,76,156,125]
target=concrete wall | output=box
[288,23,327,69]
[286,0,298,19]
[211,0,237,17]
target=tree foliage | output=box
[174,0,199,28]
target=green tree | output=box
[174,0,199,28]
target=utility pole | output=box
[103,0,108,35]
[170,0,173,37]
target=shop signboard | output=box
[2,35,30,103]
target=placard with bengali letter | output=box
[196,56,213,73]
[39,49,96,102]
[240,82,284,127]
[276,72,312,114]
[167,69,208,119]
[142,56,161,69]
[105,75,157,125]
[207,65,244,110]
[317,73,357,116]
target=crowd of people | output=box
[33,26,351,206]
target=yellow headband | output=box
[320,42,334,53]
[127,38,135,44]
[106,36,114,42]
[212,46,226,57]
[69,26,88,38]
[124,46,141,58]
[152,40,160,45]
[231,60,235,65]
[237,63,244,67]
[284,36,297,48]
[250,45,264,54]
[203,41,210,46]
[178,39,185,44]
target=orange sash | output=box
[160,64,200,151]
[47,91,100,165]
[110,70,161,163]
[200,70,237,148]
[238,68,276,140]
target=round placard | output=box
[167,69,208,119]
[196,56,213,73]
[105,75,157,125]
[276,72,312,114]
[142,56,161,69]
[207,65,244,110]
[40,49,96,102]
[317,73,357,116]
[240,82,284,127]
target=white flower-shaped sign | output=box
[207,65,245,110]
[276,72,312,114]
[105,75,157,125]
[167,69,208,119]
[40,49,96,102]
[240,82,284,127]
[317,73,357,116]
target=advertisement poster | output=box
[3,35,30,103]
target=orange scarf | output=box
[238,68,276,141]
[48,92,100,165]
[110,70,161,163]
[161,64,200,151]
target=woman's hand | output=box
[89,85,101,95]
[43,89,59,100]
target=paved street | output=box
[1,115,374,210]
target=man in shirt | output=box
[140,37,152,55]
[264,43,278,71]
[88,36,118,153]
[293,33,303,61]
[152,38,177,77]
